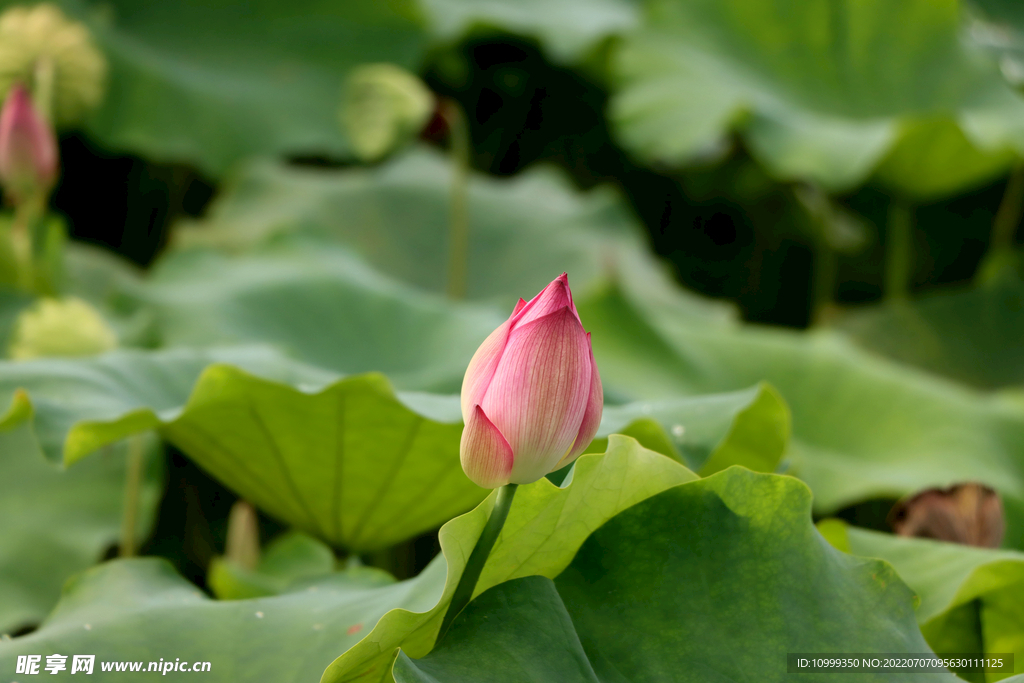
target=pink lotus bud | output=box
[460,273,603,488]
[0,84,58,202]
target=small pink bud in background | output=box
[460,273,603,488]
[0,84,58,203]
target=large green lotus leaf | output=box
[0,348,487,552]
[396,470,953,683]
[0,556,442,683]
[140,237,504,391]
[0,421,160,635]
[0,346,335,464]
[37,0,428,176]
[611,0,1024,191]
[577,283,1024,539]
[821,520,1024,682]
[61,243,145,308]
[967,0,1024,93]
[394,577,601,683]
[321,436,697,683]
[169,148,733,327]
[159,369,482,552]
[594,381,790,474]
[872,118,1016,201]
[417,0,638,62]
[835,275,1024,391]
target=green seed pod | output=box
[341,63,434,162]
[0,4,107,126]
[8,296,117,360]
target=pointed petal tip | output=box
[511,274,573,326]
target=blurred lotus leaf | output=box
[168,148,733,327]
[0,556,436,683]
[578,282,1024,546]
[592,382,790,476]
[0,422,160,635]
[822,520,1024,679]
[418,0,639,62]
[139,238,504,390]
[872,118,1017,201]
[612,0,1024,193]
[40,0,429,175]
[208,530,343,601]
[836,273,1024,390]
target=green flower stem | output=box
[810,236,837,326]
[119,436,146,558]
[224,500,260,569]
[442,99,471,300]
[10,197,42,292]
[439,482,517,638]
[989,162,1024,254]
[885,199,913,302]
[33,56,56,123]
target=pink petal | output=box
[512,298,528,315]
[555,337,603,470]
[460,404,514,489]
[0,84,57,198]
[460,317,513,423]
[511,273,579,327]
[480,306,592,484]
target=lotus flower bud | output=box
[0,83,57,201]
[460,273,603,488]
[341,63,434,162]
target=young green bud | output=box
[341,63,434,161]
[8,296,117,360]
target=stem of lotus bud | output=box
[443,99,470,300]
[33,56,56,123]
[885,198,912,302]
[810,233,837,326]
[10,196,42,291]
[223,500,261,570]
[119,435,147,558]
[438,482,517,639]
[977,161,1024,284]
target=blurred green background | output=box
[3,1,1024,678]
[12,0,1024,585]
